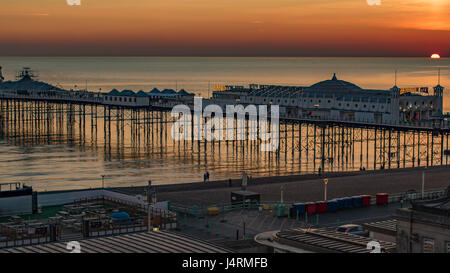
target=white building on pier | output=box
[211,74,444,125]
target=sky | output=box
[0,0,449,56]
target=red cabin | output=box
[360,195,371,206]
[315,201,327,213]
[376,193,389,205]
[306,202,317,214]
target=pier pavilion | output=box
[212,74,444,126]
[0,67,195,108]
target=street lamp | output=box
[323,178,329,201]
[147,180,152,232]
[101,174,105,189]
[422,168,426,199]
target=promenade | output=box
[113,165,450,206]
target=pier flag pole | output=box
[208,80,211,98]
[394,70,397,86]
[438,67,441,85]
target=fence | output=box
[0,193,178,248]
[385,188,446,204]
[0,222,59,249]
[74,195,178,237]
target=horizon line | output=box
[0,55,446,58]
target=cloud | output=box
[29,13,49,16]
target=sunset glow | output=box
[0,0,449,56]
[431,53,441,59]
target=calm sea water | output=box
[0,57,448,191]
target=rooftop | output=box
[107,88,194,97]
[221,74,395,97]
[362,219,397,236]
[411,189,450,217]
[307,73,363,93]
[0,231,231,253]
[0,76,63,92]
[275,228,396,253]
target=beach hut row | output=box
[285,193,390,217]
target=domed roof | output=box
[307,73,362,92]
[0,76,64,91]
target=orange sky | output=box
[0,0,449,56]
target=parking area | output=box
[175,202,403,242]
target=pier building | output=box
[212,74,444,126]
[0,67,195,108]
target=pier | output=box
[0,95,449,177]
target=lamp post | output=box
[147,180,157,203]
[147,180,152,232]
[422,168,426,199]
[323,178,329,201]
[101,175,105,206]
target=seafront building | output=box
[396,190,450,253]
[211,74,444,126]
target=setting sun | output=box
[431,53,441,59]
